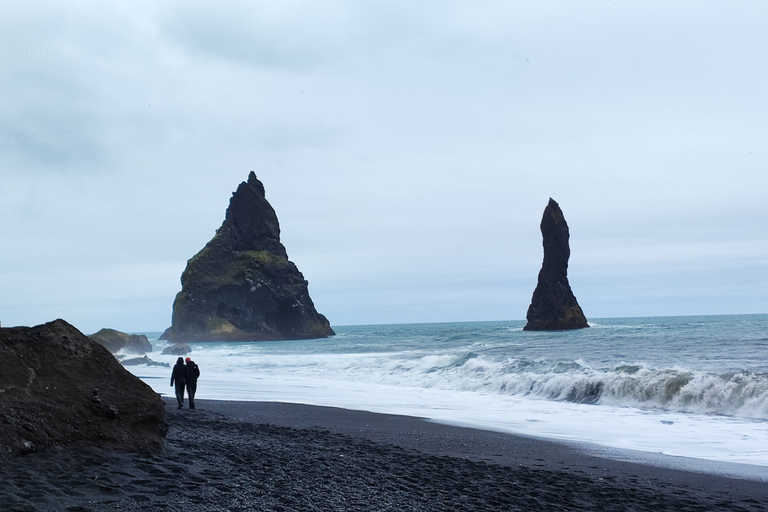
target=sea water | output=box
[127,314,768,471]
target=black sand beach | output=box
[2,398,767,511]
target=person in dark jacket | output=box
[170,357,188,409]
[185,357,200,409]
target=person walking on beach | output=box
[185,357,200,409]
[170,357,188,409]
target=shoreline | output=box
[194,399,768,487]
[201,398,768,481]
[1,398,766,511]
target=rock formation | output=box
[160,172,334,342]
[0,319,167,459]
[119,355,170,367]
[89,328,153,354]
[524,198,589,331]
[161,343,191,355]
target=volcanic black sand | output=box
[1,398,767,511]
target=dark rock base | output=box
[0,320,166,459]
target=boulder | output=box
[161,343,191,355]
[125,334,153,354]
[88,328,126,353]
[121,355,170,367]
[523,198,589,331]
[89,328,153,355]
[0,319,167,460]
[160,172,335,342]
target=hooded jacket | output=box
[170,358,188,386]
[186,360,200,384]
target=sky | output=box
[1,0,767,333]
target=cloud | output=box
[159,1,345,71]
[1,1,767,331]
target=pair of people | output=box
[170,357,200,409]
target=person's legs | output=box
[175,382,186,408]
[188,382,196,409]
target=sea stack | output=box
[523,198,588,331]
[161,172,334,342]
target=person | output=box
[185,357,200,409]
[170,357,188,409]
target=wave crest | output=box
[388,354,768,419]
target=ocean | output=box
[127,314,768,469]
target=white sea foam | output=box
[129,362,768,468]
[130,315,768,470]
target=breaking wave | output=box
[365,352,768,420]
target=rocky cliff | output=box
[160,172,334,342]
[0,319,167,459]
[524,198,589,331]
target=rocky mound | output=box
[162,343,191,355]
[161,172,334,342]
[0,319,167,459]
[524,198,589,331]
[120,355,170,367]
[89,328,153,354]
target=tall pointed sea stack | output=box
[161,172,334,342]
[524,198,588,331]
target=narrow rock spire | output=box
[523,198,589,331]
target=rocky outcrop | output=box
[161,343,191,356]
[0,319,167,459]
[524,198,589,331]
[120,355,170,367]
[89,328,153,355]
[160,172,334,342]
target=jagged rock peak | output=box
[161,173,334,342]
[221,171,287,258]
[523,198,589,331]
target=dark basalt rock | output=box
[0,319,167,459]
[161,172,334,342]
[128,334,153,354]
[524,198,589,331]
[120,355,170,367]
[161,343,191,355]
[89,328,153,355]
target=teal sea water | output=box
[130,314,768,468]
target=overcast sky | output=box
[2,1,766,333]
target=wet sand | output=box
[1,398,767,511]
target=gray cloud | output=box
[1,0,766,332]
